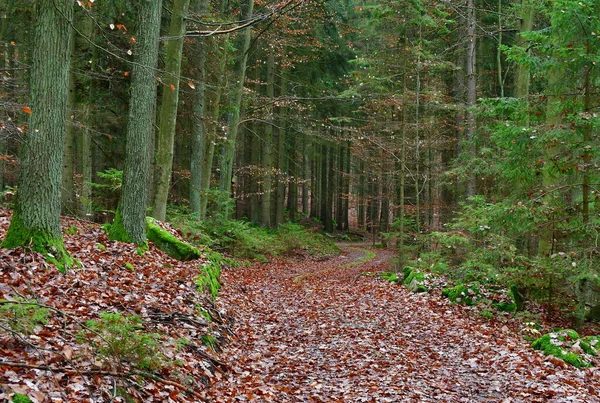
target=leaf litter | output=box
[0,208,598,402]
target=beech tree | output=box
[1,0,74,268]
[109,0,163,244]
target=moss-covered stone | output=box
[403,270,428,293]
[1,209,76,272]
[491,300,517,312]
[403,266,416,281]
[531,330,592,368]
[379,272,400,283]
[146,217,201,261]
[509,285,524,311]
[442,284,480,306]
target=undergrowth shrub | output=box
[0,297,49,336]
[77,312,163,371]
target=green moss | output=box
[403,270,428,293]
[97,243,107,251]
[491,300,517,312]
[531,331,591,368]
[379,272,400,283]
[146,217,201,261]
[196,251,223,301]
[1,209,76,272]
[442,284,480,306]
[479,309,495,319]
[403,266,416,280]
[107,209,134,243]
[124,262,135,270]
[12,393,32,403]
[509,285,524,311]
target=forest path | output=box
[201,244,599,402]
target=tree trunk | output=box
[152,0,191,221]
[219,0,254,203]
[109,0,162,244]
[465,0,477,197]
[190,0,209,216]
[2,0,74,268]
[261,53,275,228]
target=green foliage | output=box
[0,298,50,336]
[196,251,223,301]
[65,225,79,236]
[403,270,429,293]
[531,329,594,368]
[77,312,163,371]
[442,284,480,306]
[200,334,218,351]
[379,272,400,283]
[89,168,123,213]
[11,394,32,403]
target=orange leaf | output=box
[169,83,176,91]
[129,37,136,43]
[123,71,130,77]
[188,81,196,89]
[22,106,32,115]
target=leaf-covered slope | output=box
[0,209,228,402]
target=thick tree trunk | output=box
[2,0,74,268]
[153,0,191,221]
[109,0,162,244]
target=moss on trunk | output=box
[146,217,201,261]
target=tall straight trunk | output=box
[109,0,162,244]
[275,74,287,226]
[336,141,344,231]
[61,33,76,214]
[77,16,95,218]
[302,136,310,215]
[357,160,366,229]
[496,0,504,98]
[342,142,350,230]
[260,53,275,228]
[200,38,228,219]
[152,0,191,221]
[465,0,477,197]
[190,0,209,216]
[514,0,534,99]
[538,66,562,256]
[582,43,592,225]
[219,0,254,201]
[2,0,74,264]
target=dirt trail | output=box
[201,244,599,402]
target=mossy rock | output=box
[379,272,400,283]
[531,329,592,368]
[509,285,524,311]
[491,300,517,312]
[146,217,201,261]
[403,270,428,293]
[403,266,416,281]
[442,284,480,306]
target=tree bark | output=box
[190,0,209,216]
[152,0,191,221]
[109,0,163,244]
[219,0,254,206]
[260,53,275,228]
[2,0,74,268]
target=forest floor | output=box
[1,212,600,402]
[201,243,600,402]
